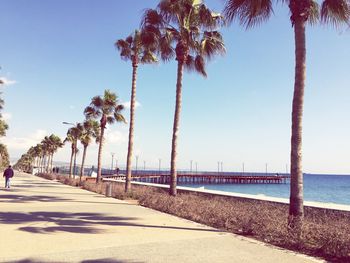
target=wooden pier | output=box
[102,173,289,184]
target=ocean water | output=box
[179,174,350,205]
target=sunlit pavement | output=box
[0,172,323,263]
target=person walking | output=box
[3,165,14,188]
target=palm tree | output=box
[40,136,51,173]
[142,0,225,196]
[0,119,8,137]
[33,144,43,169]
[84,90,126,183]
[47,134,63,173]
[224,0,350,231]
[115,29,158,193]
[64,125,81,178]
[79,120,100,182]
[0,143,9,169]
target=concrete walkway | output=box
[0,172,322,263]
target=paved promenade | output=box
[0,172,322,263]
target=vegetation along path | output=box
[0,172,322,263]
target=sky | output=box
[0,0,349,174]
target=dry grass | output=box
[37,173,350,262]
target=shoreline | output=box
[104,178,350,212]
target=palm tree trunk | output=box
[50,153,54,173]
[69,145,74,179]
[42,156,46,173]
[46,154,51,173]
[73,145,77,179]
[170,60,184,196]
[125,63,138,193]
[288,19,306,231]
[80,145,88,183]
[96,126,105,183]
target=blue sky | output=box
[0,0,349,174]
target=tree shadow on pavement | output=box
[0,211,222,234]
[10,258,141,263]
[0,194,70,203]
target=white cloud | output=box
[122,101,141,109]
[0,129,48,150]
[0,77,17,86]
[105,130,128,144]
[2,112,12,121]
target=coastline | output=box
[105,179,350,212]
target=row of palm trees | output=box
[115,0,350,234]
[14,0,350,235]
[0,72,10,169]
[62,89,125,183]
[14,134,63,173]
[16,89,126,184]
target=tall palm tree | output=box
[64,125,81,178]
[79,119,100,182]
[0,143,9,169]
[33,144,43,168]
[224,0,350,230]
[40,136,51,173]
[84,90,126,183]
[142,0,225,196]
[47,134,63,173]
[115,29,158,193]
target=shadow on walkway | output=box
[10,258,140,263]
[0,194,70,203]
[0,211,222,235]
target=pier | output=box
[102,173,289,184]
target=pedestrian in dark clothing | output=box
[3,165,14,188]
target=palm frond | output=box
[115,39,132,61]
[106,116,115,125]
[114,112,127,123]
[201,31,226,59]
[308,0,320,25]
[141,50,158,64]
[184,54,195,72]
[142,9,164,28]
[91,96,103,108]
[194,55,207,77]
[84,106,97,119]
[321,0,350,26]
[224,0,273,29]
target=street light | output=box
[135,155,139,175]
[190,160,193,173]
[158,158,161,174]
[111,153,115,171]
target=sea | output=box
[179,174,350,206]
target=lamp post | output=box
[158,158,161,175]
[111,152,115,172]
[135,155,139,175]
[190,160,193,173]
[265,163,268,175]
[195,162,198,174]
